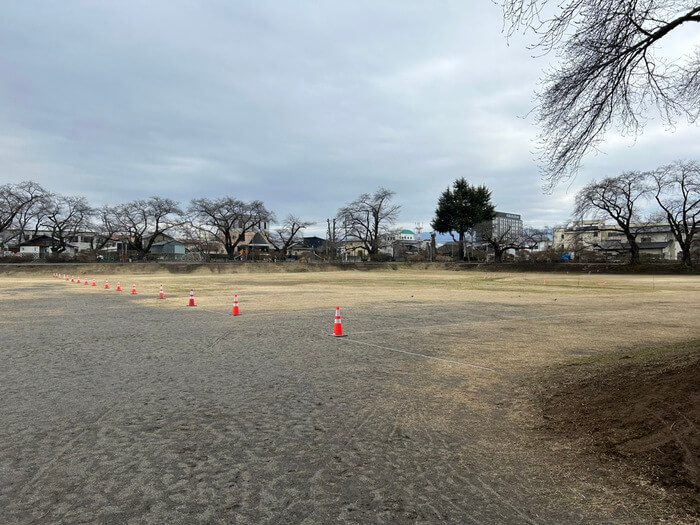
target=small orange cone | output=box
[105,279,109,290]
[158,285,165,300]
[131,283,137,295]
[116,280,121,291]
[232,294,240,316]
[332,306,346,337]
[188,289,196,307]
[92,279,96,287]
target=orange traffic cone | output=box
[105,279,109,290]
[188,289,196,307]
[332,306,346,337]
[158,285,165,299]
[92,279,96,287]
[116,280,121,291]
[232,294,240,316]
[131,283,137,295]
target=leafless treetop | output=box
[503,0,700,187]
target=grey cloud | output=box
[0,1,697,233]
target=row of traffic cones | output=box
[53,273,346,332]
[52,274,246,315]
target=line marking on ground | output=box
[343,338,497,372]
[349,307,667,335]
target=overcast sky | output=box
[1,1,698,237]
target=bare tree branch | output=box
[42,195,93,255]
[503,0,700,187]
[268,214,313,257]
[188,197,273,258]
[573,170,652,263]
[0,181,48,241]
[651,159,700,266]
[337,188,400,259]
[113,197,184,259]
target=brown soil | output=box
[537,341,700,517]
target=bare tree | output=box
[42,195,93,255]
[0,181,48,244]
[337,188,400,260]
[188,197,273,259]
[325,218,341,261]
[475,222,520,262]
[521,226,552,250]
[268,214,313,258]
[113,197,184,259]
[503,0,700,186]
[12,187,52,246]
[651,160,700,267]
[87,205,123,253]
[174,223,221,262]
[573,171,651,264]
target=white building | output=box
[553,221,681,260]
[490,212,523,243]
[18,235,78,258]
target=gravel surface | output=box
[2,272,698,523]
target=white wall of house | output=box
[19,246,40,257]
[554,221,681,260]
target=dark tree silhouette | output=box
[268,214,313,257]
[337,188,400,260]
[0,181,47,239]
[651,160,700,267]
[503,0,700,186]
[114,197,184,259]
[188,197,272,258]
[43,195,93,254]
[573,171,651,264]
[431,178,494,260]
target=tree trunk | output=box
[629,241,640,265]
[493,245,503,262]
[680,241,692,267]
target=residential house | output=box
[288,236,326,260]
[236,231,272,259]
[146,233,186,260]
[19,235,78,258]
[553,221,681,260]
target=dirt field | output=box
[1,265,698,524]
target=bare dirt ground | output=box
[1,266,698,524]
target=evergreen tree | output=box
[431,179,495,260]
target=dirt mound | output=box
[538,341,700,516]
